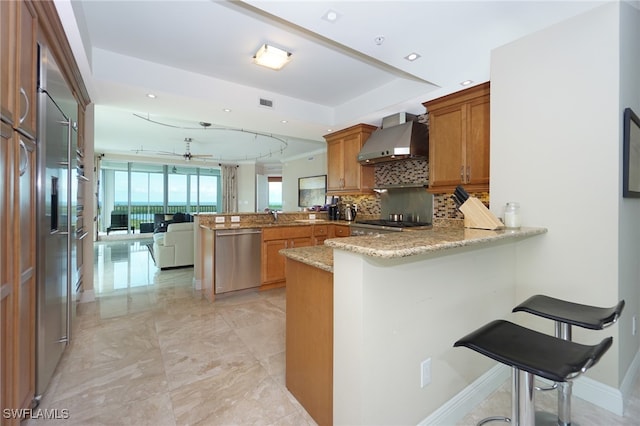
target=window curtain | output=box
[221,164,238,213]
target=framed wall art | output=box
[298,175,327,207]
[623,107,640,198]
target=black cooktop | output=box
[356,219,432,228]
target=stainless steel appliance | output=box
[357,113,428,164]
[344,204,356,222]
[351,186,433,236]
[215,228,262,294]
[35,44,79,398]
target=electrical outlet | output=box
[215,216,225,223]
[633,315,637,336]
[420,358,431,388]
[230,216,240,222]
[309,213,316,220]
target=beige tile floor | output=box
[30,239,639,425]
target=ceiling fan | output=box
[175,138,212,161]
[133,137,213,162]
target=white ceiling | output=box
[58,0,606,167]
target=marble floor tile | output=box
[28,239,639,426]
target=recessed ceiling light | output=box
[281,120,288,124]
[460,80,474,86]
[253,44,292,70]
[146,93,156,99]
[404,52,421,62]
[322,9,341,23]
[223,108,231,112]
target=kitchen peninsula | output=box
[280,225,546,425]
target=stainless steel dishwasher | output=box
[215,228,262,294]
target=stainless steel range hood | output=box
[357,117,429,165]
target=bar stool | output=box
[454,319,612,426]
[513,295,625,426]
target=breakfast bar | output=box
[280,226,547,425]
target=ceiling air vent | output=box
[259,98,274,108]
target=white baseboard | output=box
[620,349,640,413]
[419,354,638,426]
[79,289,95,303]
[418,365,509,426]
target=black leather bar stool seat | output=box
[513,295,625,330]
[454,319,612,426]
[512,295,624,426]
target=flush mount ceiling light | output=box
[253,44,292,70]
[404,52,421,62]
[460,80,474,86]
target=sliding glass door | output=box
[99,160,221,234]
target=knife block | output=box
[459,197,504,230]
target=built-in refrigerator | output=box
[35,44,79,399]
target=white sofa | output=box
[152,222,194,269]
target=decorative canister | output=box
[504,202,521,229]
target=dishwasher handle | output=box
[216,229,262,237]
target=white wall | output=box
[491,1,638,390]
[281,151,327,211]
[333,242,522,425]
[617,0,640,382]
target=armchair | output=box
[152,222,194,269]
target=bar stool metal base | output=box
[513,295,624,426]
[455,320,612,426]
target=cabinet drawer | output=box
[262,226,312,241]
[333,225,350,237]
[313,225,328,236]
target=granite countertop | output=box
[279,245,334,273]
[279,226,547,272]
[199,220,351,231]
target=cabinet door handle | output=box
[460,166,465,183]
[466,166,471,183]
[19,87,29,125]
[19,139,29,176]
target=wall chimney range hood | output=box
[357,113,428,165]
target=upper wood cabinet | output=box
[1,0,16,123]
[423,82,490,193]
[324,124,377,195]
[15,1,37,137]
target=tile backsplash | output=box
[338,159,490,221]
[374,158,428,187]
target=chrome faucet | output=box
[265,208,278,221]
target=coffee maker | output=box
[328,205,339,220]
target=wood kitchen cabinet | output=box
[285,257,333,426]
[1,2,37,420]
[312,224,329,245]
[324,124,377,195]
[261,226,313,290]
[331,224,350,238]
[1,0,16,123]
[1,122,15,425]
[423,82,490,193]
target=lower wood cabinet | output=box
[285,258,333,426]
[261,223,351,290]
[331,224,350,237]
[261,226,313,289]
